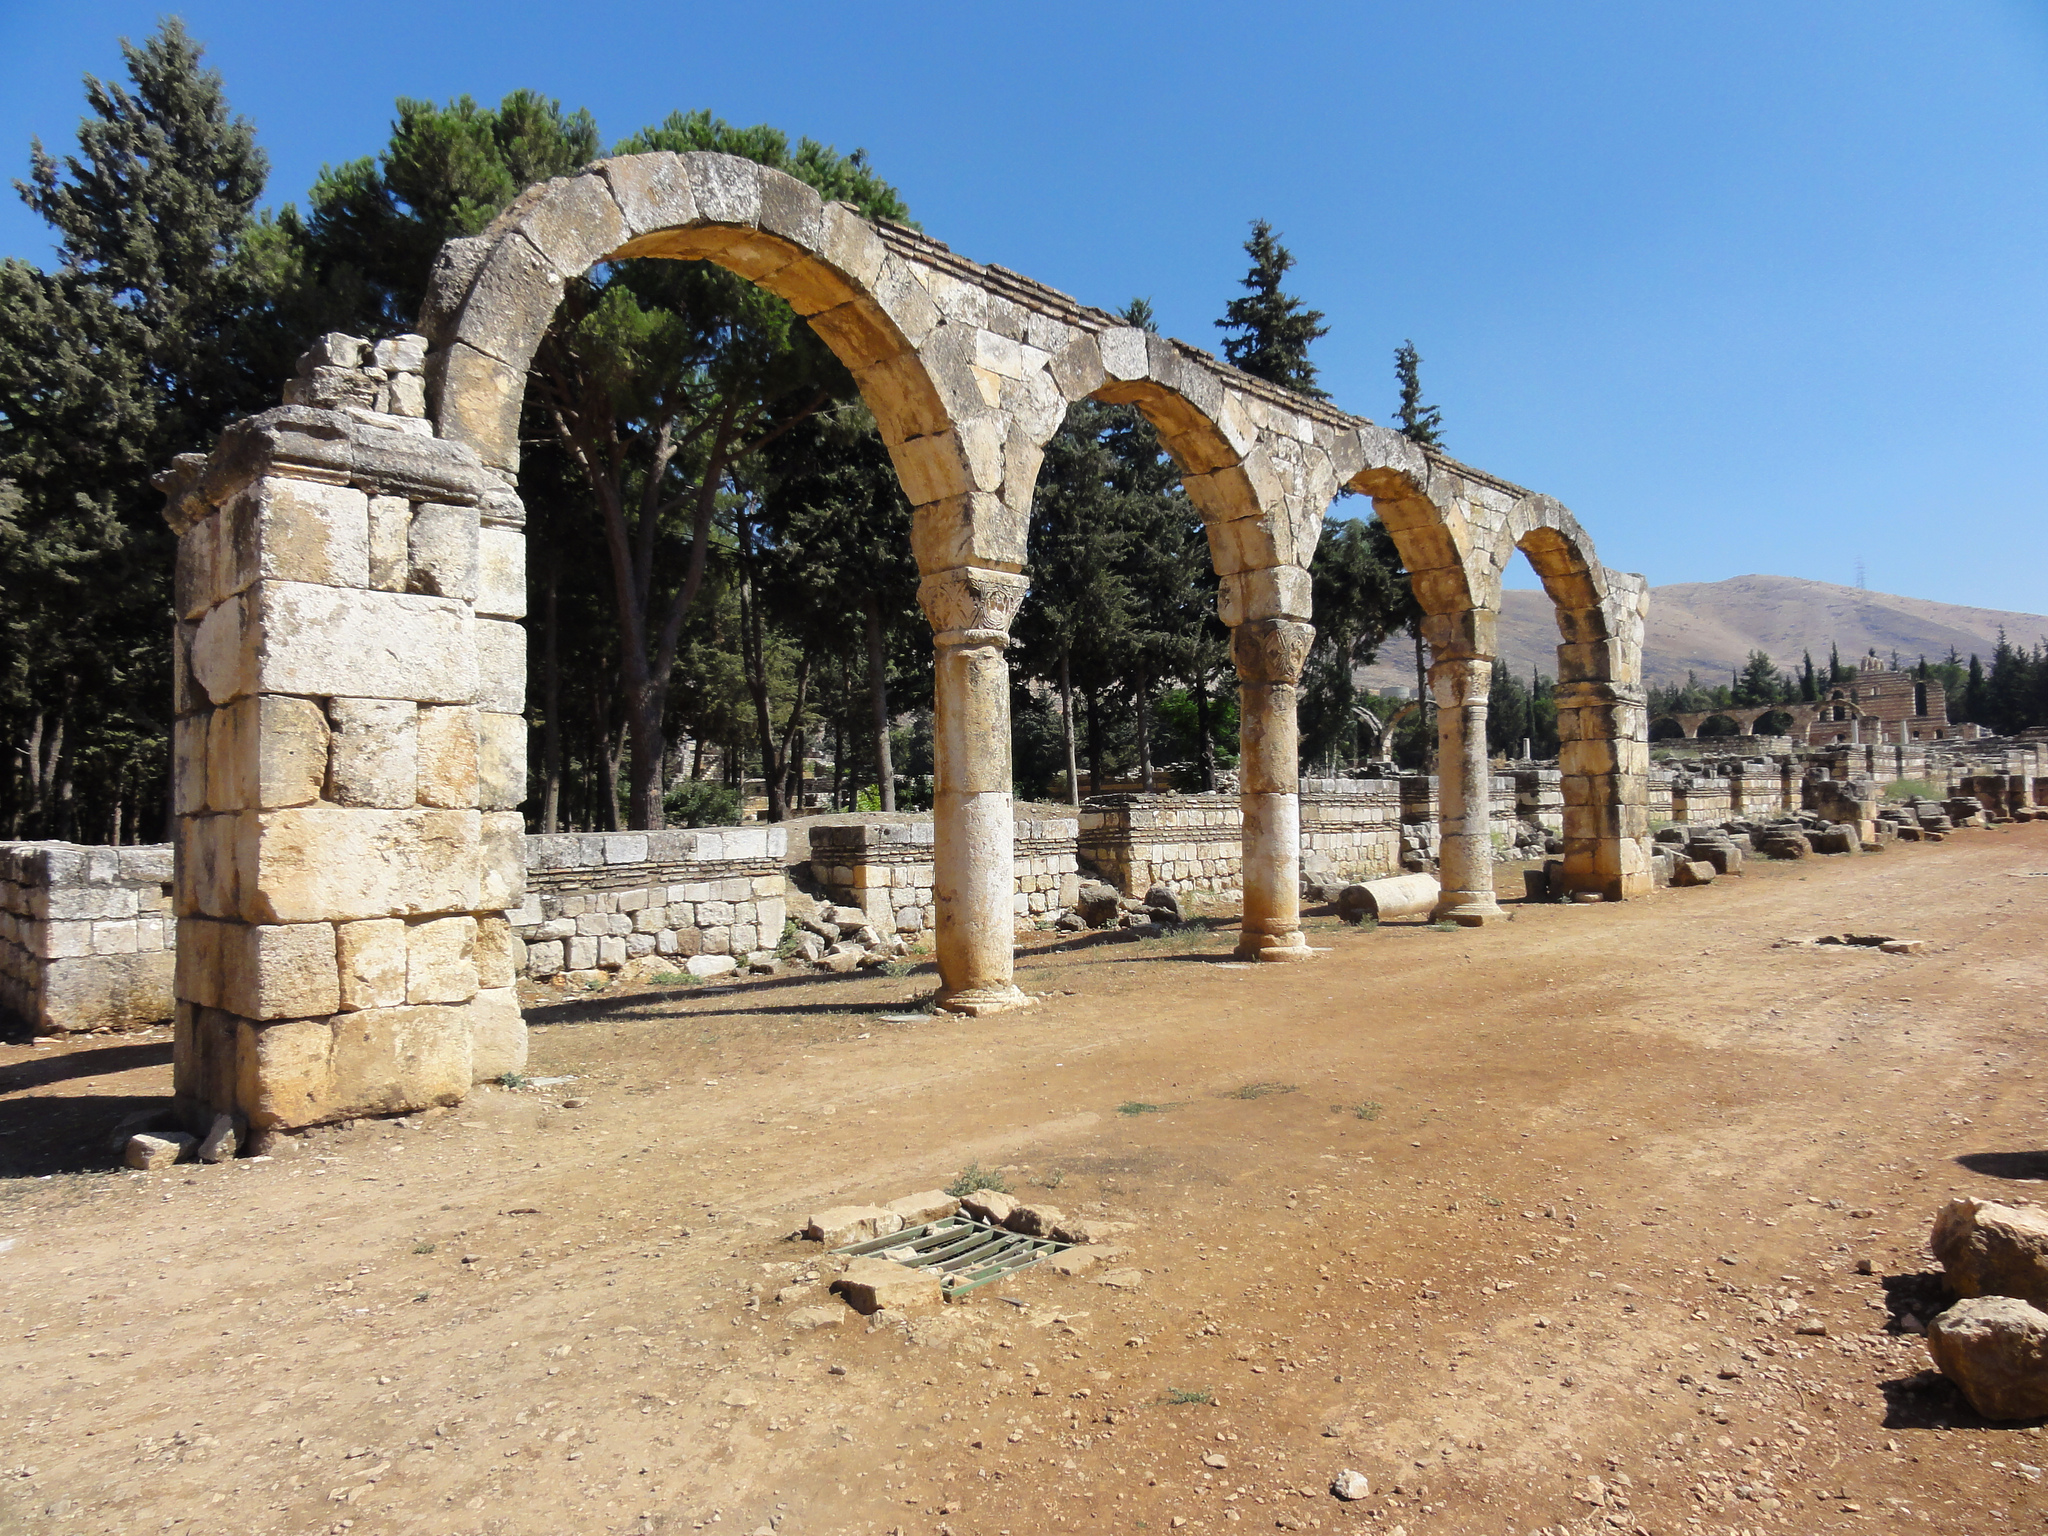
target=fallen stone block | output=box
[1047,1249,1098,1276]
[959,1190,1017,1226]
[817,944,862,974]
[1006,1202,1065,1238]
[196,1112,242,1163]
[1879,938,1926,955]
[804,1204,904,1249]
[1932,1197,2048,1307]
[885,1190,959,1226]
[1811,826,1861,854]
[125,1132,195,1171]
[1926,1296,2048,1419]
[832,1255,943,1314]
[785,1305,842,1332]
[1670,859,1716,887]
[683,953,737,979]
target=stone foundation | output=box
[0,843,175,1033]
[513,829,787,977]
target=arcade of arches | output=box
[158,152,1649,1130]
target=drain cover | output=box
[832,1216,1070,1300]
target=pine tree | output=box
[1963,654,1987,725]
[1392,340,1443,446]
[0,19,275,839]
[1734,649,1780,707]
[1215,220,1327,396]
[1799,650,1818,702]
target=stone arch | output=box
[423,152,1050,580]
[1699,713,1741,738]
[1650,716,1689,742]
[1041,328,1336,959]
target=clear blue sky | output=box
[4,1,2045,614]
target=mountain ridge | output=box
[1354,574,2048,693]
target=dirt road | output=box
[2,823,2045,1536]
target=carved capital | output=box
[918,567,1030,645]
[1231,618,1316,686]
[1428,654,1494,709]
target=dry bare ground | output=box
[2,823,2045,1536]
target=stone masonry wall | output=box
[513,829,788,978]
[809,818,1079,934]
[0,843,176,1033]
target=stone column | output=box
[158,362,527,1136]
[1429,654,1506,924]
[1556,680,1652,901]
[919,567,1032,1015]
[1232,618,1316,961]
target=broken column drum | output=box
[164,150,1648,1125]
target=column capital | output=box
[1427,653,1494,707]
[1231,618,1316,685]
[917,566,1029,647]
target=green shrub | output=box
[946,1162,1009,1197]
[663,779,742,827]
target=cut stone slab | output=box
[885,1190,959,1225]
[833,1256,943,1315]
[125,1132,195,1171]
[804,1205,903,1248]
[1006,1202,1066,1238]
[960,1190,1017,1226]
[1925,1295,2048,1419]
[684,954,737,979]
[785,1305,842,1332]
[1932,1197,2048,1307]
[1047,1250,1098,1277]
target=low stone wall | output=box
[512,829,787,978]
[809,817,1080,933]
[0,843,176,1033]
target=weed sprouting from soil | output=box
[498,1071,530,1089]
[1348,1101,1384,1121]
[947,1163,1009,1197]
[1119,1101,1164,1116]
[1162,1387,1215,1405]
[1228,1081,1297,1100]
[1428,920,1461,932]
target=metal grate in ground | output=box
[832,1215,1070,1299]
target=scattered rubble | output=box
[124,1132,193,1171]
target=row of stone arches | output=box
[165,151,1650,1127]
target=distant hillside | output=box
[1355,574,2048,693]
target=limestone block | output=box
[599,152,695,240]
[417,706,479,809]
[326,698,418,809]
[434,341,528,476]
[178,812,243,920]
[1933,1198,2048,1307]
[479,811,526,911]
[225,477,371,591]
[235,807,481,923]
[804,1205,902,1248]
[597,935,626,970]
[175,514,218,621]
[405,916,478,1004]
[470,987,526,1081]
[367,497,410,589]
[406,502,479,601]
[834,1256,943,1314]
[238,1005,472,1128]
[174,916,227,1009]
[477,712,526,811]
[126,1132,194,1171]
[886,1190,960,1225]
[476,525,526,619]
[1925,1296,2048,1420]
[475,916,517,988]
[565,935,597,971]
[337,918,407,1011]
[173,713,208,815]
[191,593,254,705]
[220,921,341,1021]
[252,582,477,705]
[475,619,525,714]
[525,939,562,978]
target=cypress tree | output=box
[1392,340,1443,446]
[1215,220,1328,396]
[0,19,275,839]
